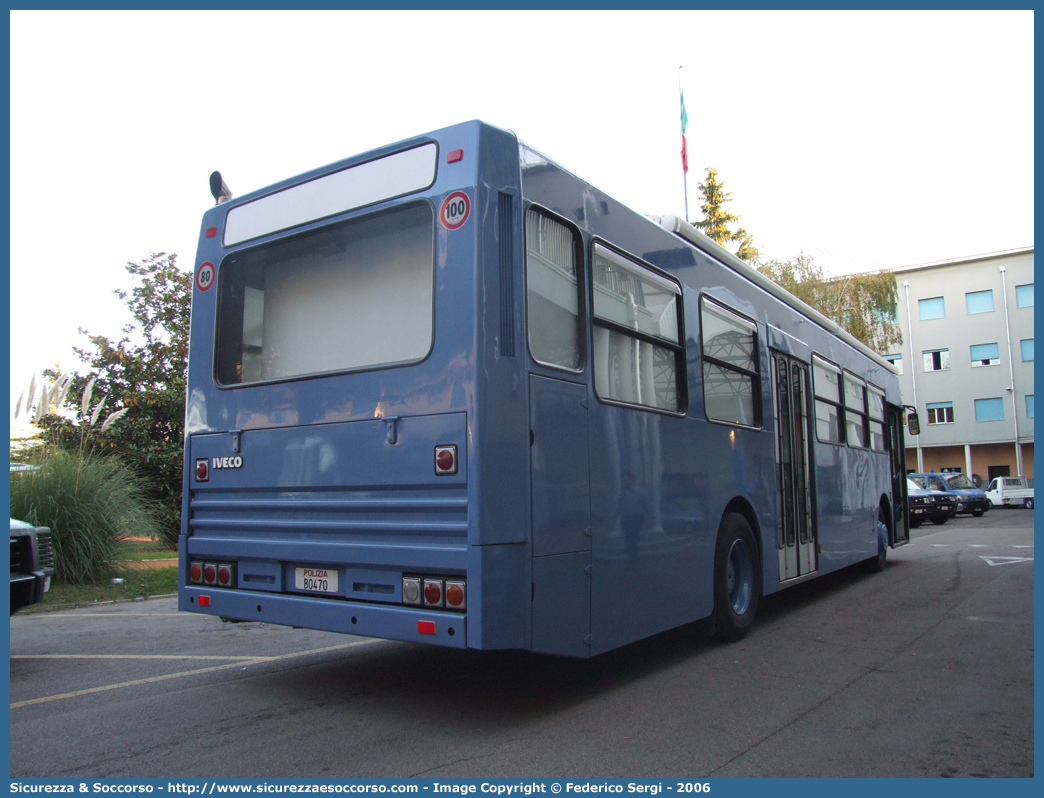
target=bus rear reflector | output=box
[418,621,436,635]
[199,596,211,607]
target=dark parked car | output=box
[910,472,990,517]
[906,478,957,528]
[10,519,55,614]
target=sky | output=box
[8,10,1034,423]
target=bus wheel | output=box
[712,513,761,642]
[861,514,888,573]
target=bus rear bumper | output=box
[179,586,467,649]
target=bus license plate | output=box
[295,567,338,594]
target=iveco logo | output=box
[212,456,243,469]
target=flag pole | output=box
[679,66,689,223]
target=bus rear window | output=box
[215,203,434,386]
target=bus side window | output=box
[524,208,582,371]
[843,371,867,448]
[812,355,844,444]
[867,385,886,452]
[591,244,683,412]
[699,297,759,426]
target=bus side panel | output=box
[532,551,590,658]
[813,447,886,570]
[472,125,530,550]
[465,542,528,651]
[588,409,710,656]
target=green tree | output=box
[42,253,190,545]
[756,254,902,353]
[693,167,760,262]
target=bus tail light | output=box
[445,580,466,610]
[402,577,421,605]
[195,459,209,482]
[403,575,465,611]
[190,560,238,590]
[423,579,444,607]
[217,563,236,587]
[434,445,457,475]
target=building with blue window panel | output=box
[890,247,1034,483]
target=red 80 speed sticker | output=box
[440,191,471,230]
[196,261,215,292]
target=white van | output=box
[984,476,1034,509]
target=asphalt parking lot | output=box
[9,508,1034,778]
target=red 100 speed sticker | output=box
[196,261,215,292]
[440,191,471,230]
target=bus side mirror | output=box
[907,412,920,436]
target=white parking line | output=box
[12,654,267,661]
[22,613,185,618]
[980,556,1034,567]
[10,639,379,709]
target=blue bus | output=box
[180,120,909,657]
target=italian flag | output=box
[680,91,689,173]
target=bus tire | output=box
[712,512,761,642]
[861,514,888,573]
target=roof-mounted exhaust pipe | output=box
[209,171,233,205]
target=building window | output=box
[592,244,684,413]
[873,305,898,324]
[918,297,946,320]
[813,355,843,444]
[525,208,582,371]
[699,296,758,425]
[923,349,950,372]
[1021,338,1034,362]
[970,343,1000,367]
[1027,395,1035,419]
[974,398,1005,422]
[1016,283,1034,308]
[926,402,954,425]
[965,290,995,315]
[883,353,902,374]
[843,371,867,448]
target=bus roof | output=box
[653,215,897,374]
